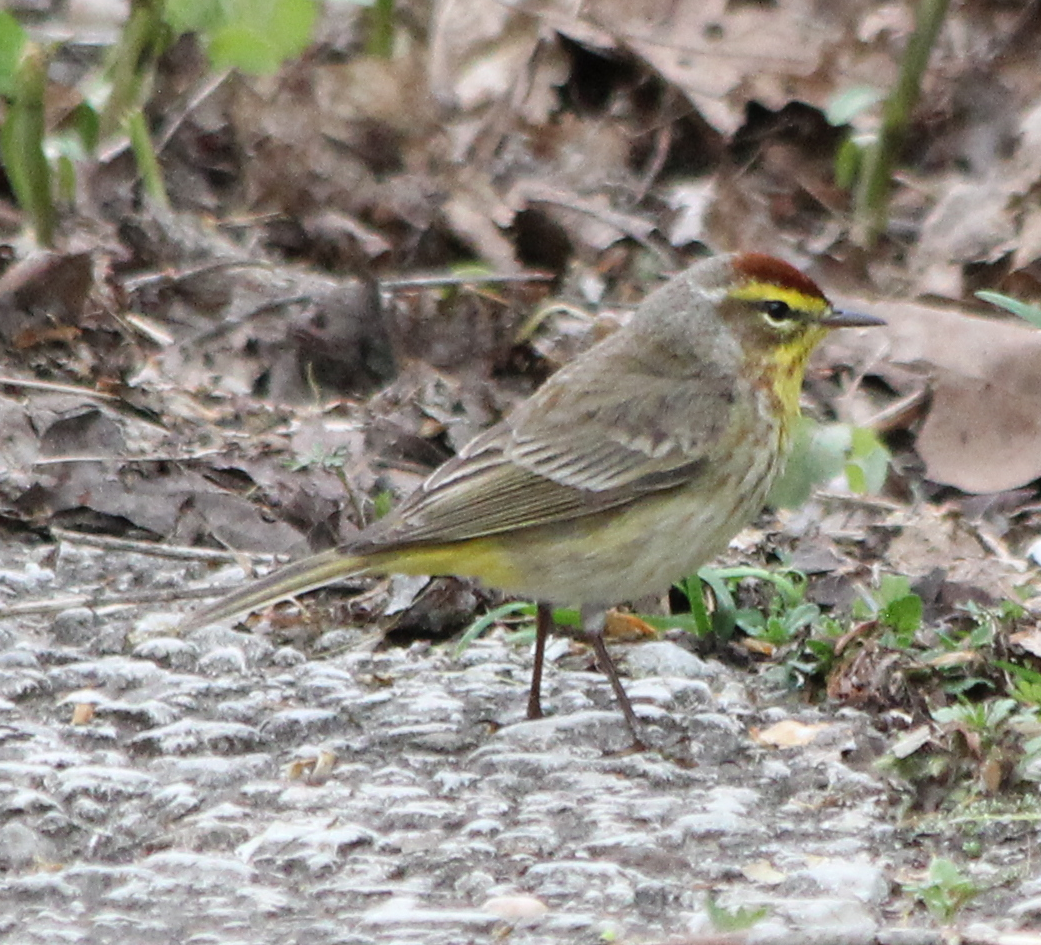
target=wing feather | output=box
[355,337,741,551]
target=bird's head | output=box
[715,252,883,419]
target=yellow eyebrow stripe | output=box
[728,282,829,314]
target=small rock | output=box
[0,822,48,870]
[800,858,889,903]
[626,641,713,679]
[50,607,98,646]
[132,637,198,670]
[198,645,248,676]
[876,929,945,945]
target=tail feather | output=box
[178,548,366,632]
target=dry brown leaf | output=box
[429,0,540,108]
[741,638,775,657]
[1010,629,1041,659]
[71,703,95,725]
[740,860,787,885]
[483,895,550,919]
[604,611,659,641]
[751,719,831,748]
[884,505,1024,598]
[927,651,980,669]
[559,0,845,135]
[890,725,932,759]
[911,181,1016,296]
[830,299,1041,493]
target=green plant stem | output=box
[99,0,165,141]
[685,574,713,637]
[126,108,168,207]
[853,0,950,247]
[366,0,395,58]
[0,42,53,246]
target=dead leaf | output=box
[71,703,95,725]
[911,181,1016,295]
[829,298,1041,493]
[1010,629,1041,658]
[884,505,1023,601]
[751,719,831,748]
[604,611,659,641]
[741,637,775,657]
[890,725,932,759]
[927,650,980,669]
[483,895,550,919]
[741,860,787,885]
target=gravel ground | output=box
[0,540,1036,945]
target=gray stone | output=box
[0,822,49,869]
[625,640,714,678]
[50,607,98,646]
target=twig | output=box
[50,528,283,564]
[32,448,228,467]
[155,69,233,152]
[380,270,555,289]
[0,585,230,619]
[122,259,271,293]
[0,375,119,401]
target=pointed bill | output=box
[820,309,886,328]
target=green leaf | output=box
[834,135,863,190]
[975,290,1041,329]
[453,601,533,656]
[0,42,53,245]
[364,0,395,58]
[205,0,317,74]
[770,420,889,509]
[673,573,713,637]
[72,101,100,153]
[705,895,768,933]
[880,594,922,634]
[0,11,27,97]
[826,85,884,125]
[769,418,849,509]
[877,573,913,606]
[207,26,281,74]
[165,0,226,34]
[697,568,738,641]
[847,426,891,493]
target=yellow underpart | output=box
[367,538,524,589]
[766,324,827,419]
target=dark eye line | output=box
[759,299,801,322]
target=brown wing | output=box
[354,339,739,551]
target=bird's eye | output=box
[760,299,797,326]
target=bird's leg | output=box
[583,605,645,749]
[527,601,553,720]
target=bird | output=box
[179,253,884,745]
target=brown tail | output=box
[178,548,367,632]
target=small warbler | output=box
[180,253,883,744]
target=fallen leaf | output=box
[890,725,932,759]
[741,859,787,885]
[71,703,95,725]
[751,719,831,748]
[927,650,980,669]
[483,895,550,919]
[827,298,1041,493]
[604,611,659,641]
[741,637,776,657]
[1010,630,1041,659]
